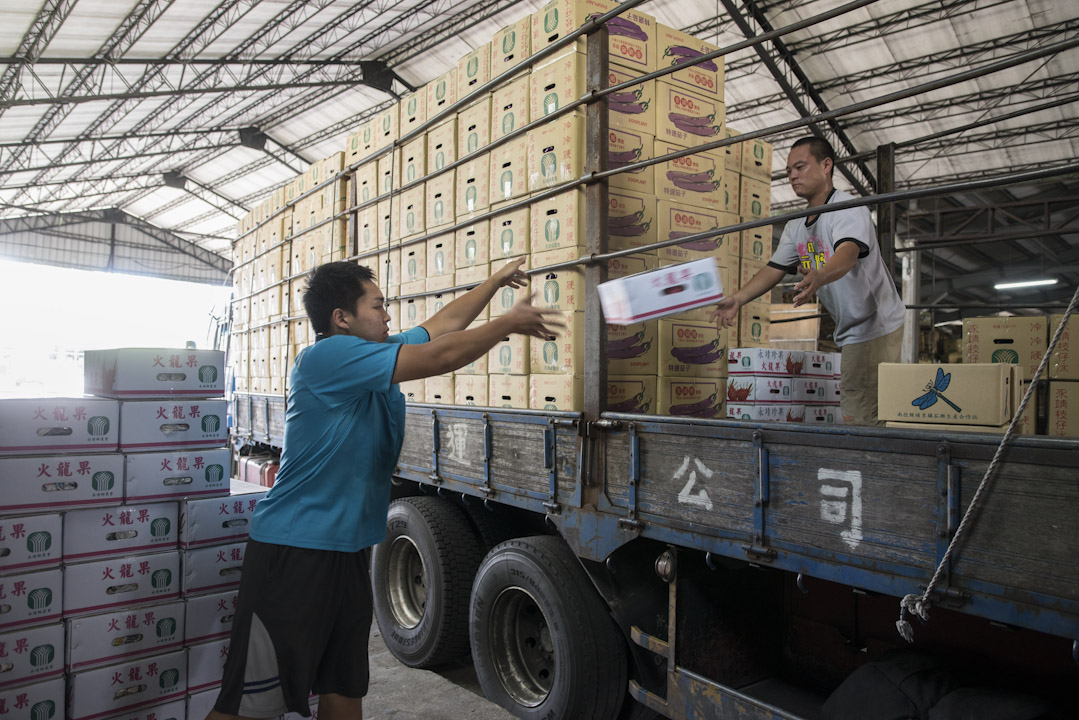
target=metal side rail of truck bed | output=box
[396,402,1079,717]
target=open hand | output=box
[709,296,741,329]
[492,258,529,289]
[793,265,822,307]
[504,294,565,339]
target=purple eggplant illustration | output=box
[609,90,642,105]
[608,330,645,350]
[610,99,650,115]
[669,230,720,252]
[590,14,649,42]
[609,211,643,227]
[609,148,642,167]
[667,169,721,193]
[668,112,714,127]
[610,221,651,237]
[608,393,645,412]
[665,45,719,72]
[668,393,719,417]
[671,340,723,365]
[608,340,652,359]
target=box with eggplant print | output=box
[656,23,724,98]
[655,141,724,211]
[608,127,654,194]
[657,377,724,419]
[609,188,657,254]
[607,375,658,414]
[655,81,725,149]
[532,0,657,75]
[608,321,658,375]
[608,64,656,135]
[658,320,727,378]
[656,201,738,265]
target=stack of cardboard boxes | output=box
[725,348,841,423]
[0,349,274,720]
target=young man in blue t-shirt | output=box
[712,136,905,425]
[210,258,559,720]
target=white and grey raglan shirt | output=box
[767,189,906,346]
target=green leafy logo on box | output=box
[198,366,218,383]
[407,304,417,323]
[26,531,51,553]
[751,200,762,216]
[151,569,172,589]
[434,250,446,273]
[434,200,444,221]
[499,345,512,368]
[350,136,359,151]
[500,170,513,197]
[150,518,171,537]
[544,279,559,304]
[541,152,557,180]
[30,644,55,667]
[544,8,558,33]
[468,132,479,153]
[466,186,477,208]
[754,144,764,159]
[501,287,515,309]
[363,228,372,247]
[407,165,416,182]
[544,92,559,116]
[467,57,479,78]
[544,218,560,243]
[92,471,115,491]
[87,416,110,437]
[465,239,477,262]
[407,97,417,115]
[157,617,177,637]
[435,151,445,170]
[502,115,514,135]
[27,587,52,610]
[202,415,221,433]
[407,257,417,276]
[206,464,224,484]
[501,229,514,254]
[991,349,1019,364]
[751,322,762,341]
[545,402,558,411]
[363,126,372,143]
[543,341,558,366]
[436,81,446,101]
[30,701,55,720]
[753,240,764,257]
[160,668,180,690]
[382,114,391,132]
[503,31,516,54]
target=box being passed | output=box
[598,257,724,325]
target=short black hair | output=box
[303,262,376,336]
[792,136,836,176]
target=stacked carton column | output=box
[726,348,839,423]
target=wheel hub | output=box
[387,535,427,629]
[489,587,554,708]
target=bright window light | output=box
[993,278,1058,290]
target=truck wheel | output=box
[461,498,520,550]
[470,535,628,720]
[371,496,484,667]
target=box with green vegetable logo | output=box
[489,374,529,409]
[454,375,489,407]
[65,599,185,671]
[397,185,426,243]
[426,173,457,233]
[739,137,774,183]
[0,398,119,456]
[67,649,186,720]
[530,189,585,254]
[492,16,531,73]
[455,218,490,270]
[374,104,398,151]
[63,502,178,561]
[487,257,529,318]
[529,374,583,411]
[488,335,530,375]
[424,375,455,405]
[527,110,585,193]
[963,316,1048,381]
[488,135,529,203]
[64,551,180,616]
[457,95,491,157]
[425,67,458,115]
[0,513,61,572]
[0,568,62,631]
[531,311,585,374]
[491,76,530,143]
[1,454,123,516]
[425,117,457,174]
[457,41,492,99]
[0,623,63,688]
[118,401,228,452]
[741,226,772,262]
[530,48,585,120]
[394,135,426,191]
[456,153,491,216]
[532,247,585,312]
[0,677,64,720]
[738,176,771,220]
[400,89,427,136]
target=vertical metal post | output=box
[876,143,896,277]
[348,168,358,261]
[900,239,920,363]
[583,28,610,424]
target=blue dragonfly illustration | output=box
[911,367,963,412]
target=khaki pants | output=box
[841,326,903,426]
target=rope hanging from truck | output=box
[897,281,1079,642]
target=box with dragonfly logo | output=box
[877,363,1015,426]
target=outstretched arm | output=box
[421,259,527,339]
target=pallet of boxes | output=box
[0,349,274,720]
[725,349,841,423]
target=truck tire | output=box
[461,498,521,550]
[470,535,628,720]
[371,496,484,668]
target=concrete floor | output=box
[363,627,516,720]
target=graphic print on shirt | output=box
[797,235,829,271]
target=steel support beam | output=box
[583,26,609,423]
[0,0,79,106]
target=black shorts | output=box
[214,540,373,718]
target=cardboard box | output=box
[187,689,218,720]
[67,650,187,720]
[0,677,64,720]
[489,136,529,203]
[489,335,530,375]
[64,551,180,617]
[396,135,426,190]
[0,568,62,631]
[400,90,427,138]
[878,363,1015,426]
[377,153,396,198]
[609,127,654,194]
[400,379,425,403]
[63,503,178,562]
[655,24,723,99]
[963,316,1049,380]
[398,185,426,241]
[458,96,492,158]
[0,398,118,456]
[1049,314,1077,380]
[530,189,584,254]
[490,203,530,261]
[654,141,724,210]
[531,49,585,120]
[401,297,427,329]
[598,257,724,324]
[533,248,585,312]
[608,189,658,254]
[654,81,724,149]
[65,600,184,671]
[455,219,490,270]
[4,452,117,517]
[825,378,842,405]
[0,514,61,574]
[532,0,657,74]
[400,242,427,286]
[84,349,225,399]
[608,321,658,375]
[727,403,800,423]
[726,376,793,404]
[456,154,491,216]
[184,589,238,645]
[532,312,585,374]
[118,400,227,452]
[426,68,458,117]
[740,137,773,183]
[187,637,229,694]
[426,236,454,282]
[488,375,528,409]
[739,176,772,220]
[608,375,657,414]
[426,290,452,320]
[374,104,398,150]
[741,226,772,262]
[489,256,531,317]
[426,118,457,173]
[529,374,583,411]
[179,492,264,549]
[738,301,770,348]
[728,348,804,377]
[718,170,738,213]
[124,448,231,502]
[455,263,490,289]
[1048,380,1079,438]
[527,110,585,192]
[346,118,378,162]
[0,623,63,687]
[380,248,401,294]
[491,75,530,142]
[356,204,380,255]
[806,404,841,425]
[656,202,737,265]
[424,375,454,405]
[608,64,655,135]
[657,377,724,418]
[458,42,492,100]
[657,320,727,378]
[493,16,531,72]
[454,375,489,407]
[607,253,655,279]
[183,542,246,596]
[802,351,836,378]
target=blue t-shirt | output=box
[249,327,429,552]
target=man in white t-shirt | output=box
[711,136,905,425]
